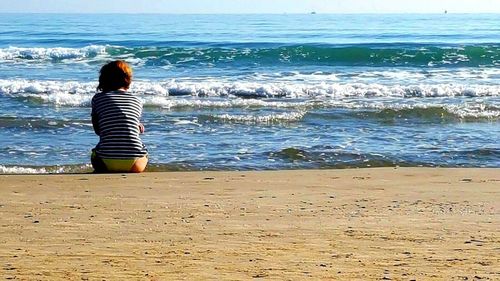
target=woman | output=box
[91,60,148,173]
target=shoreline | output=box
[1,164,499,175]
[1,167,498,280]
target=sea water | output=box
[0,13,498,173]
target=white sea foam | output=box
[2,79,499,100]
[0,45,108,61]
[211,111,306,123]
[0,79,498,118]
[0,164,92,174]
[144,96,307,109]
[0,165,51,174]
[0,80,96,106]
[444,104,500,119]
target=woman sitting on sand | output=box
[91,60,148,173]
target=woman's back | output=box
[92,90,147,159]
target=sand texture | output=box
[0,168,499,280]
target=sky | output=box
[0,0,498,14]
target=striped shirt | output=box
[91,90,147,158]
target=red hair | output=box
[97,60,133,93]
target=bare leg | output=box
[130,155,148,173]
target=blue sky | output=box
[0,0,498,13]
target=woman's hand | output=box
[139,123,145,134]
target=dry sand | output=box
[0,168,498,280]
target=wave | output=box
[325,103,500,120]
[0,44,499,67]
[1,104,497,131]
[1,79,498,120]
[268,147,416,168]
[0,45,107,61]
[265,147,500,168]
[1,79,499,100]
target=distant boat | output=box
[444,10,448,14]
[311,11,317,15]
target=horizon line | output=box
[1,12,499,15]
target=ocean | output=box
[0,13,498,173]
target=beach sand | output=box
[0,168,498,280]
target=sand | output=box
[0,168,498,280]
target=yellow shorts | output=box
[91,150,148,173]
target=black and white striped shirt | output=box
[91,90,147,158]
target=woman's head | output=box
[97,60,133,93]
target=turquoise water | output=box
[0,14,499,173]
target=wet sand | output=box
[0,168,498,280]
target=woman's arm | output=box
[92,111,100,136]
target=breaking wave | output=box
[1,79,499,100]
[1,79,498,120]
[1,44,499,67]
[0,45,107,62]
